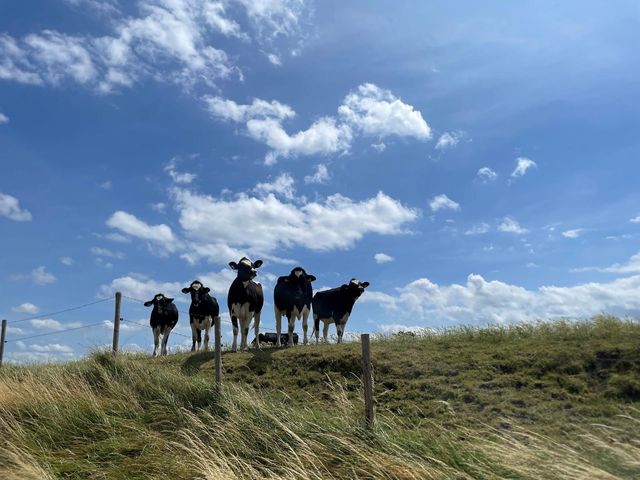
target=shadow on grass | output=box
[181,350,216,375]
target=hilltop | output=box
[1,316,639,479]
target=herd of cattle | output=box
[144,257,370,356]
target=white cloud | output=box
[90,246,125,259]
[172,187,418,260]
[364,273,640,326]
[30,343,74,353]
[150,202,167,213]
[573,251,640,275]
[0,112,8,124]
[99,273,184,301]
[371,142,386,152]
[29,319,82,330]
[165,157,197,185]
[304,164,330,184]
[562,229,585,239]
[338,83,431,140]
[378,323,431,334]
[465,222,490,235]
[435,131,464,150]
[106,211,179,253]
[22,266,57,285]
[236,0,307,40]
[207,83,429,164]
[511,157,537,178]
[0,192,32,221]
[13,302,39,314]
[498,217,528,235]
[429,194,460,212]
[266,52,281,65]
[63,0,121,16]
[477,167,497,183]
[374,253,394,264]
[630,215,640,224]
[254,173,296,200]
[100,180,112,190]
[103,319,145,332]
[60,256,74,266]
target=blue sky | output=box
[1,0,640,362]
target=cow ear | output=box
[204,287,210,293]
[253,260,263,268]
[361,282,370,288]
[165,297,174,303]
[307,275,317,282]
[181,287,190,294]
[144,300,154,307]
[229,261,238,270]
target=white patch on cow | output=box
[155,294,163,301]
[350,279,359,285]
[192,282,201,290]
[294,270,302,277]
[240,258,252,266]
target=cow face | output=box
[181,280,210,307]
[229,257,263,281]
[343,279,370,299]
[291,267,317,282]
[144,293,174,312]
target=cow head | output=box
[144,293,174,312]
[181,280,210,307]
[342,279,370,299]
[229,257,263,281]
[290,266,317,283]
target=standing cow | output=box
[274,267,316,346]
[228,257,264,352]
[181,280,220,351]
[144,293,179,356]
[312,279,370,343]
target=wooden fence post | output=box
[361,333,374,427]
[112,292,122,354]
[214,316,222,390]
[0,319,7,367]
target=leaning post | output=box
[361,333,375,428]
[214,316,222,390]
[112,292,122,354]
[0,319,7,367]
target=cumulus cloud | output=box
[0,192,32,221]
[29,319,82,330]
[60,256,74,266]
[562,229,585,239]
[511,157,537,178]
[364,273,640,326]
[106,211,179,254]
[338,83,431,140]
[371,142,386,152]
[254,173,296,200]
[172,187,418,262]
[0,0,310,94]
[572,251,640,275]
[374,253,394,264]
[164,158,197,185]
[630,215,640,224]
[435,131,464,150]
[498,217,528,235]
[476,167,497,183]
[12,302,39,314]
[465,222,490,235]
[150,202,167,213]
[304,164,330,184]
[207,83,429,164]
[429,194,460,212]
[90,246,125,259]
[0,112,8,124]
[12,266,57,285]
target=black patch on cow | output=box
[312,280,369,328]
[182,280,220,324]
[144,294,179,330]
[252,332,299,346]
[227,278,264,315]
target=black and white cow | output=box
[228,257,264,352]
[251,332,299,347]
[144,293,179,356]
[181,280,220,352]
[312,279,370,343]
[274,267,316,346]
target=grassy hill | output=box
[1,316,639,479]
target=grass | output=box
[0,315,639,479]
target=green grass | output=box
[1,316,639,479]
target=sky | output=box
[1,0,640,363]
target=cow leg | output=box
[336,314,349,344]
[313,314,320,343]
[196,328,202,351]
[253,310,262,349]
[190,318,198,352]
[287,314,295,347]
[161,326,171,356]
[275,306,283,347]
[231,314,239,352]
[322,321,330,343]
[302,307,310,345]
[152,327,160,356]
[203,316,211,351]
